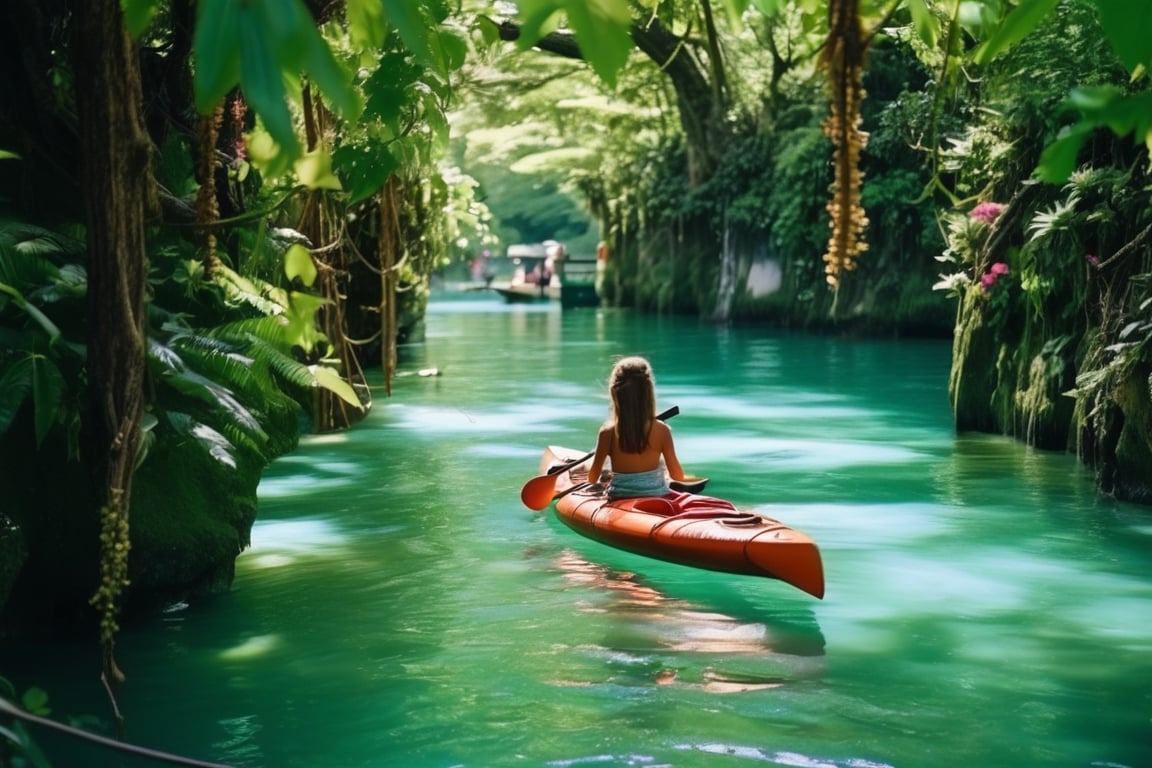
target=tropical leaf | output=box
[242,335,318,389]
[294,151,343,193]
[238,3,298,158]
[339,141,398,204]
[192,0,243,112]
[0,356,32,435]
[282,291,329,354]
[20,686,50,716]
[29,353,63,447]
[382,0,448,72]
[515,0,633,87]
[972,0,1061,66]
[211,317,292,350]
[1094,0,1152,73]
[168,335,261,398]
[1026,196,1080,241]
[309,364,365,409]
[0,283,62,340]
[345,0,389,52]
[214,264,288,316]
[121,0,161,39]
[906,0,940,50]
[1036,125,1093,184]
[283,243,318,288]
[160,367,269,450]
[164,411,239,469]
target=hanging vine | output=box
[195,103,224,276]
[378,176,401,396]
[820,0,870,311]
[298,85,370,432]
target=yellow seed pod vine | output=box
[91,490,132,650]
[821,0,871,312]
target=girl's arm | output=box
[657,422,686,481]
[587,425,613,483]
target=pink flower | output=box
[980,273,998,291]
[1085,254,1100,267]
[990,262,1010,276]
[970,202,1004,224]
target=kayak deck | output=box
[540,446,825,599]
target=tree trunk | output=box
[71,0,156,697]
[378,176,401,395]
[713,208,737,323]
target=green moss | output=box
[126,430,263,613]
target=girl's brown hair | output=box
[609,356,656,453]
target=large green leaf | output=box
[558,0,634,87]
[516,0,633,87]
[283,243,318,288]
[162,368,268,444]
[346,0,388,51]
[29,354,63,447]
[165,412,240,468]
[906,0,940,50]
[332,143,401,204]
[1035,88,1152,182]
[294,150,343,192]
[192,0,242,112]
[972,0,1060,66]
[750,0,787,15]
[283,291,329,354]
[434,19,470,72]
[1094,0,1152,72]
[196,0,361,161]
[120,0,161,39]
[255,0,360,119]
[1035,127,1091,184]
[309,365,365,409]
[363,52,424,133]
[236,4,298,157]
[0,282,62,339]
[383,0,442,72]
[0,357,32,435]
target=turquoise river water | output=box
[4,294,1151,768]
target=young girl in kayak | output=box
[588,356,687,499]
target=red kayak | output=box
[539,446,825,599]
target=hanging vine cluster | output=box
[195,103,224,276]
[821,0,870,302]
[90,490,131,668]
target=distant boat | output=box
[492,283,560,303]
[488,242,599,307]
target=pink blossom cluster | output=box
[970,202,1004,224]
[981,262,1010,291]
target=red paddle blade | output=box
[520,473,560,510]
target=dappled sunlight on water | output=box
[6,300,1150,768]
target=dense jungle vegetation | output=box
[1,0,1151,756]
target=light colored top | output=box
[607,468,670,499]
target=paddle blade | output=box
[520,472,561,511]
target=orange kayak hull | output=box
[541,447,825,599]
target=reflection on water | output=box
[551,551,826,694]
[3,297,1150,768]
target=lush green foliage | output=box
[0,219,355,472]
